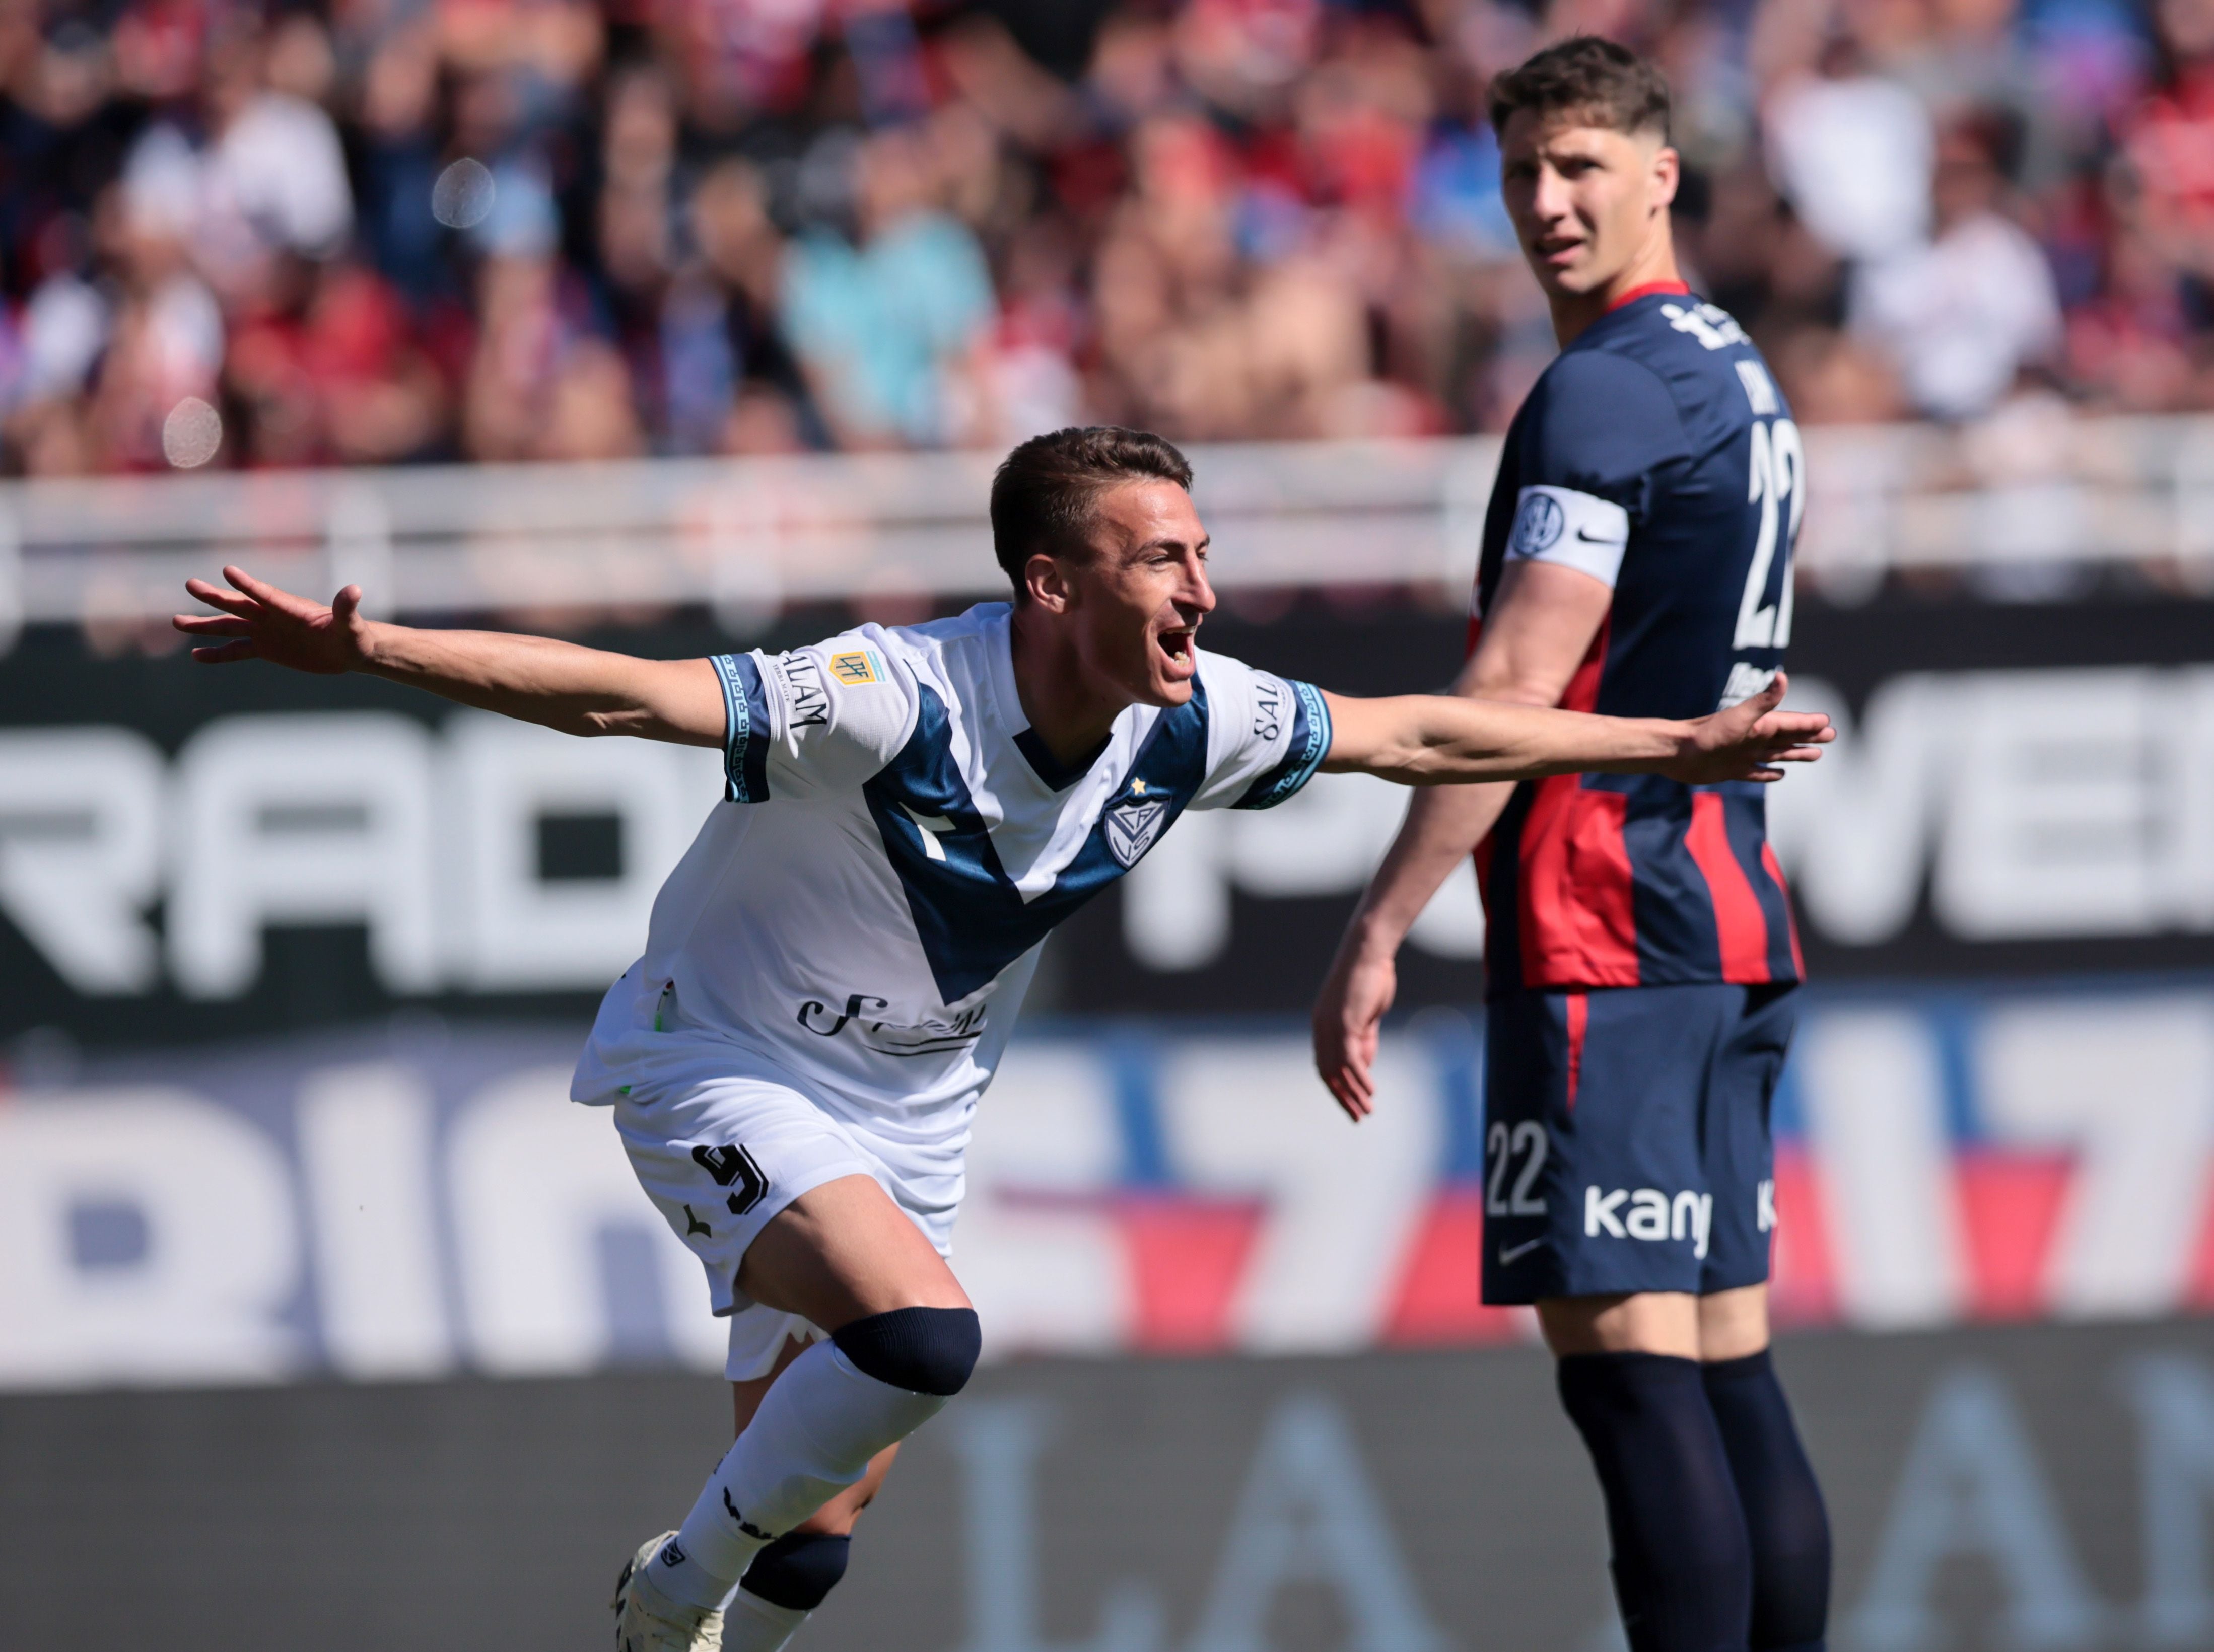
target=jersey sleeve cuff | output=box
[1231,680,1331,810]
[711,652,773,803]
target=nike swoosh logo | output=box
[1498,1239,1544,1265]
[1573,528,1621,544]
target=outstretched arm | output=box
[1319,672,1829,788]
[173,566,726,746]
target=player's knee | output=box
[832,1306,981,1396]
[739,1531,851,1612]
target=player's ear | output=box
[1024,551,1074,614]
[1650,141,1680,211]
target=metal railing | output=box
[6,411,2212,649]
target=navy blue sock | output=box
[1557,1352,1752,1652]
[1702,1351,1830,1651]
[740,1530,851,1610]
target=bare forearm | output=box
[357,623,720,744]
[1345,782,1511,956]
[1326,693,1685,785]
[1434,699,1686,782]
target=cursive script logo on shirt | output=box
[797,992,989,1055]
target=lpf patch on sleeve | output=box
[828,649,884,686]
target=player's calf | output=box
[1703,1350,1829,1651]
[1557,1350,1754,1652]
[646,1305,981,1614]
[719,1434,889,1648]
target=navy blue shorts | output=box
[1480,982,1797,1306]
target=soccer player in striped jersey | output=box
[179,426,1827,1652]
[1314,38,1833,1652]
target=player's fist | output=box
[1668,671,1833,784]
[173,565,375,675]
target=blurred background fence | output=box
[9,416,2214,642]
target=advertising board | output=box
[6,593,2213,1050]
[7,1318,2211,1650]
[8,981,2214,1391]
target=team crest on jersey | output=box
[1105,791,1169,867]
[1509,490,1565,556]
[828,650,881,686]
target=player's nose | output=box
[1527,164,1575,222]
[1179,561,1217,619]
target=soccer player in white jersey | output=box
[176,426,1829,1651]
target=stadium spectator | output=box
[2120,0,2214,291]
[0,0,2194,474]
[779,123,996,447]
[1849,112,2063,420]
[1764,32,1932,263]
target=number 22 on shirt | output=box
[1735,415,1803,652]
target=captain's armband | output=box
[1506,485,1630,589]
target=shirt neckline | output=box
[979,601,1113,793]
[1013,726,1108,791]
[1607,279,1692,312]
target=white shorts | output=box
[611,1064,960,1381]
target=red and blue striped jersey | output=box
[1471,285,1806,998]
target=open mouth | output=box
[1156,625,1197,676]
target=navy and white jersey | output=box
[1472,285,1805,998]
[573,602,1331,1126]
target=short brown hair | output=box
[1486,36,1671,143]
[989,426,1195,598]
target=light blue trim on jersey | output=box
[709,653,773,803]
[1232,679,1331,810]
[865,680,1214,1003]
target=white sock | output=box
[723,1588,809,1651]
[646,1339,949,1609]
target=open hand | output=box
[1311,943,1396,1122]
[173,566,374,674]
[1667,673,1832,784]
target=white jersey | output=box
[573,602,1331,1137]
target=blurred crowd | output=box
[0,0,2200,475]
